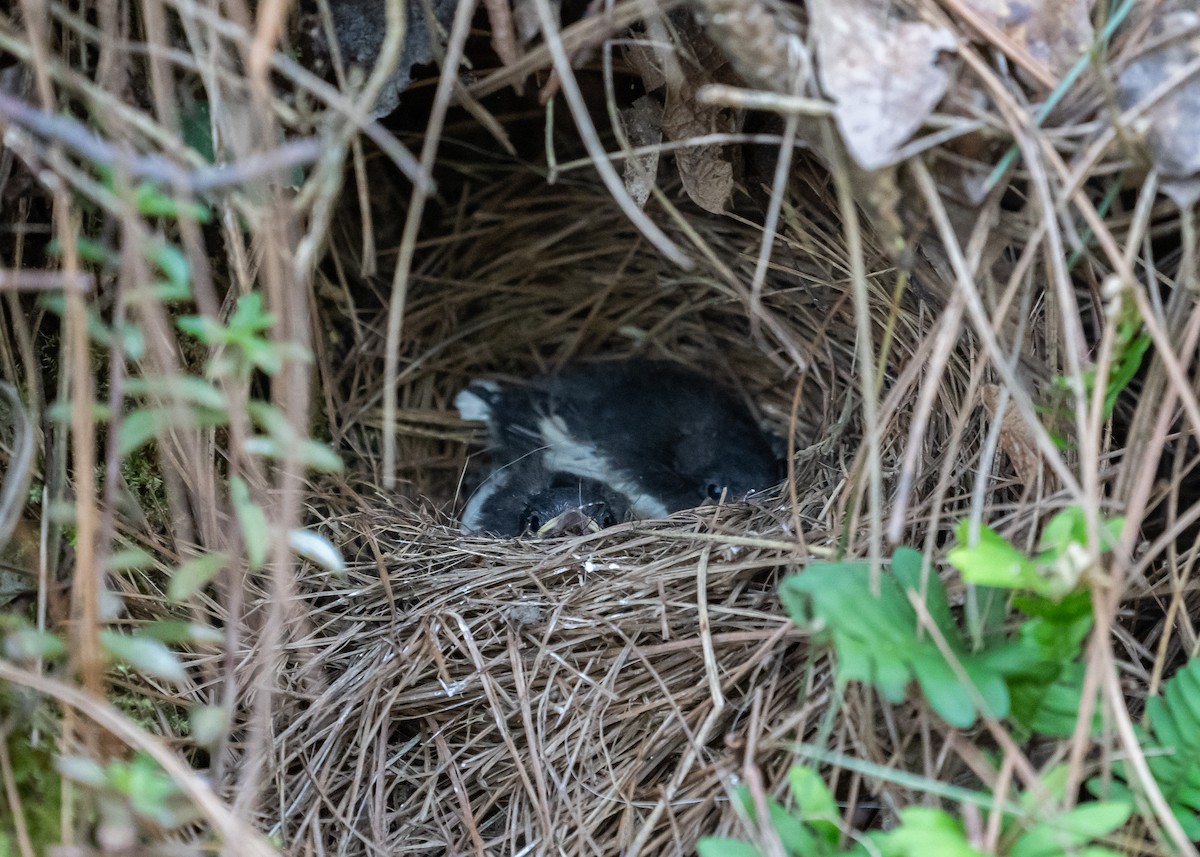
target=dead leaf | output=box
[981,384,1044,486]
[619,96,664,209]
[622,22,737,213]
[962,0,1093,80]
[809,0,956,170]
[1117,9,1200,207]
[662,85,736,213]
[623,40,669,98]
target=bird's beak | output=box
[536,509,602,538]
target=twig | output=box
[0,89,322,192]
[0,270,93,291]
[529,0,692,269]
[382,0,480,486]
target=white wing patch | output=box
[538,415,669,519]
[460,466,509,532]
[454,381,500,423]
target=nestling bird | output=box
[459,454,631,537]
[456,360,782,519]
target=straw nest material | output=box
[212,163,1004,854]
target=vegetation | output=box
[0,0,1197,854]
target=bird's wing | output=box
[536,414,670,519]
[460,465,514,533]
[457,379,547,461]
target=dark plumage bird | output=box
[459,454,630,537]
[457,360,782,519]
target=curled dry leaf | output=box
[619,96,665,209]
[1117,8,1200,207]
[809,0,956,170]
[662,88,736,213]
[962,0,1093,81]
[623,25,736,213]
[981,384,1044,487]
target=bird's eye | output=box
[706,483,724,500]
[525,514,541,532]
[601,512,616,527]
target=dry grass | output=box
[1,0,1199,855]
[191,166,1001,854]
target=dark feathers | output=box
[456,360,782,533]
[459,454,630,537]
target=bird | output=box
[459,453,631,537]
[455,360,782,519]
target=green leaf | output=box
[180,99,214,163]
[1037,507,1086,557]
[696,838,762,857]
[120,754,185,826]
[1104,331,1149,417]
[40,295,145,359]
[117,405,228,457]
[1090,658,1200,832]
[768,801,814,855]
[46,399,113,424]
[892,547,956,637]
[175,313,223,343]
[288,529,345,575]
[116,408,163,457]
[53,237,118,266]
[146,241,189,292]
[246,402,343,472]
[188,704,227,747]
[124,376,227,411]
[133,182,211,222]
[948,521,1041,592]
[168,552,228,601]
[231,477,269,570]
[100,631,186,682]
[1009,800,1132,857]
[104,547,155,572]
[1007,661,1091,738]
[243,436,344,472]
[781,550,1008,728]
[788,766,839,847]
[227,291,271,330]
[3,628,67,661]
[874,808,983,857]
[55,756,107,788]
[139,620,222,645]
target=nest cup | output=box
[248,164,979,854]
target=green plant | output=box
[947,508,1122,601]
[1042,295,1150,450]
[780,548,1014,729]
[698,764,1133,857]
[0,732,64,855]
[57,751,200,845]
[698,766,840,857]
[6,174,345,851]
[1089,657,1200,839]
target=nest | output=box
[188,162,1011,855]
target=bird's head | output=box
[676,433,784,507]
[520,482,628,537]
